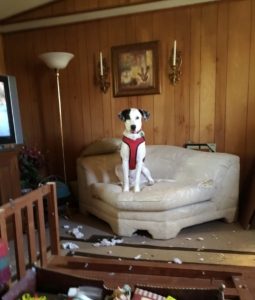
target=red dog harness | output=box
[122,136,145,170]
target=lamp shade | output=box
[39,52,74,70]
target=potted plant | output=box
[18,145,45,193]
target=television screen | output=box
[0,81,13,138]
[0,75,23,147]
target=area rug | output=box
[60,235,255,267]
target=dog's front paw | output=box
[134,185,140,193]
[123,185,130,192]
[148,179,155,186]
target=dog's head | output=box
[118,108,150,133]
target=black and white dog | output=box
[118,108,154,192]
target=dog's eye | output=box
[136,116,140,120]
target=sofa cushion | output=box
[91,179,215,212]
[145,145,190,179]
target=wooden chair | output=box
[0,183,60,280]
[0,183,254,300]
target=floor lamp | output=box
[39,52,74,183]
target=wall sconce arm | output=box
[169,47,182,85]
[96,54,110,93]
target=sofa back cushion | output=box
[145,145,190,179]
[78,144,239,192]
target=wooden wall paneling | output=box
[240,2,255,228]
[76,23,92,148]
[152,9,175,145]
[55,0,98,15]
[109,17,130,138]
[125,15,138,109]
[4,32,40,146]
[37,27,58,176]
[243,0,255,180]
[35,27,60,177]
[85,22,105,141]
[135,13,155,145]
[173,7,191,147]
[98,0,117,8]
[20,32,35,144]
[245,0,255,164]
[199,4,217,143]
[73,0,89,12]
[51,0,77,16]
[127,100,139,115]
[64,0,76,14]
[33,29,52,160]
[214,1,228,153]
[2,0,254,186]
[63,24,83,179]
[225,0,250,166]
[0,34,6,73]
[60,24,77,180]
[0,150,21,205]
[189,6,201,144]
[29,30,51,168]
[61,0,76,12]
[31,6,53,20]
[99,18,114,138]
[44,26,68,178]
[24,31,45,148]
[31,5,53,20]
[3,34,22,129]
[129,0,145,3]
[99,0,151,7]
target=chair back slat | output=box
[47,184,60,255]
[13,211,26,279]
[26,203,37,264]
[35,198,48,267]
[0,183,60,280]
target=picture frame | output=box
[111,41,160,97]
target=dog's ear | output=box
[118,109,130,122]
[139,109,150,120]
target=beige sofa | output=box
[77,139,240,239]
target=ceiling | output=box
[0,0,221,21]
[0,0,219,33]
[0,0,55,21]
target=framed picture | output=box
[111,40,160,97]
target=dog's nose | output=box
[131,125,136,131]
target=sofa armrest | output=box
[77,153,120,212]
[175,150,240,209]
[77,153,120,185]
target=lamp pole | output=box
[55,68,67,183]
[39,52,74,183]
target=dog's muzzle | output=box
[130,124,136,132]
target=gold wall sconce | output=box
[96,52,110,93]
[169,40,182,85]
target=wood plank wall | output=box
[0,34,6,73]
[1,0,255,201]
